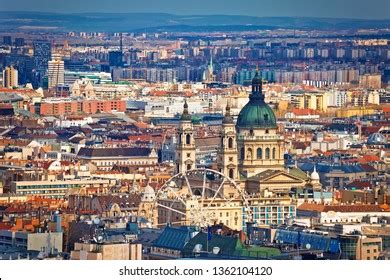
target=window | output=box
[265,148,270,159]
[257,148,263,159]
[272,147,276,159]
[228,137,233,149]
[249,129,254,136]
[229,169,234,179]
[186,134,191,145]
[240,147,245,160]
[265,129,269,134]
[264,114,269,121]
[247,148,253,160]
[187,164,191,171]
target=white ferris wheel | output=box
[152,168,252,228]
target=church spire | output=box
[222,100,234,124]
[181,99,191,121]
[209,55,213,73]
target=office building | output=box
[33,40,52,72]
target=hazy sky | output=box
[0,0,389,19]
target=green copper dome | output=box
[236,71,277,129]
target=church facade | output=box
[175,70,320,196]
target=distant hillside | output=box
[0,11,389,32]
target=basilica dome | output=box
[236,71,277,129]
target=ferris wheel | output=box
[152,168,252,229]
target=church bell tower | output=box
[176,100,196,174]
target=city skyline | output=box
[0,0,390,20]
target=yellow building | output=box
[335,107,377,118]
[2,66,18,88]
[297,92,328,112]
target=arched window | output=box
[229,169,234,179]
[265,148,270,159]
[187,164,192,171]
[247,148,253,160]
[228,137,233,149]
[178,133,182,144]
[257,148,263,159]
[272,147,276,159]
[240,147,245,160]
[186,134,191,145]
[265,129,269,134]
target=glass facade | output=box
[339,236,359,260]
[242,204,296,230]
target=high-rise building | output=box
[3,36,12,46]
[14,38,25,47]
[2,66,18,88]
[48,59,65,88]
[108,51,123,67]
[33,40,52,73]
[359,74,382,89]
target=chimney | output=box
[364,191,368,204]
